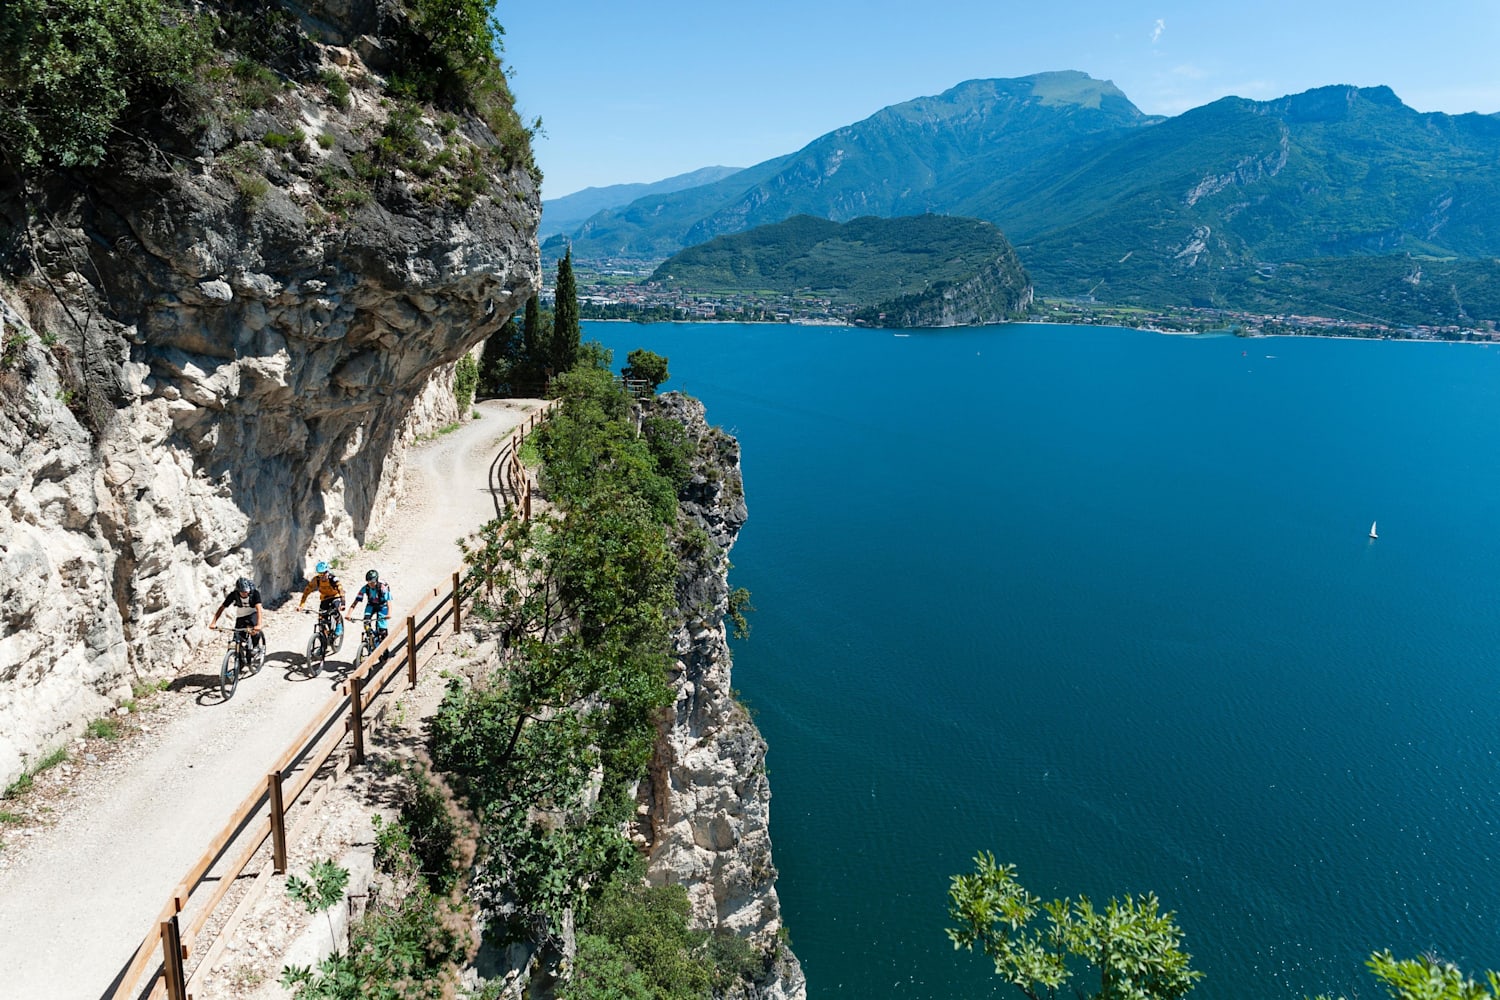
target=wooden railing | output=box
[110,405,554,1000]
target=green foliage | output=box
[3,747,68,799]
[318,67,350,110]
[0,0,210,169]
[947,853,1202,1000]
[1,330,31,373]
[453,353,479,412]
[437,354,705,962]
[386,0,535,175]
[286,859,351,915]
[476,316,519,397]
[727,587,754,640]
[85,717,122,740]
[653,214,1031,325]
[623,349,669,394]
[565,864,767,1000]
[1307,952,1500,1000]
[388,765,467,893]
[641,416,694,491]
[282,772,470,1000]
[552,250,581,374]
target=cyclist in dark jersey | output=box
[210,577,266,655]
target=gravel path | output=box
[0,398,544,1000]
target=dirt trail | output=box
[0,398,545,1000]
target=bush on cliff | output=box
[0,0,209,169]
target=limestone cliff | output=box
[636,393,806,999]
[864,248,1034,328]
[0,1,539,786]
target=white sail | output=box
[1369,521,1378,539]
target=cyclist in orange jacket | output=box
[298,561,346,641]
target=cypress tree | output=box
[523,296,542,360]
[552,250,580,373]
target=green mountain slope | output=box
[572,71,1156,259]
[651,214,1032,327]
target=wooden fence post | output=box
[348,675,365,766]
[268,771,288,874]
[161,914,188,1000]
[406,615,418,687]
[452,572,462,633]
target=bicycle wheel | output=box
[305,632,325,677]
[249,635,265,675]
[220,646,239,700]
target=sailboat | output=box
[1369,521,1378,539]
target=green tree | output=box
[947,853,1202,1000]
[551,249,581,374]
[623,349,669,394]
[477,315,518,397]
[516,295,552,391]
[453,352,479,412]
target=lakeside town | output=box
[551,260,1500,342]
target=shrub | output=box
[453,353,479,412]
[0,0,211,169]
[318,67,350,109]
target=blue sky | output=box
[498,1,1500,200]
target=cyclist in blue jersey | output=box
[348,569,391,642]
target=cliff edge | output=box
[638,393,806,999]
[0,0,540,787]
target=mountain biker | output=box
[298,561,346,641]
[348,569,391,642]
[210,576,266,656]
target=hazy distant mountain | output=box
[652,214,1032,326]
[540,166,743,238]
[568,73,1500,323]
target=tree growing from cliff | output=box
[551,249,581,375]
[947,853,1202,1000]
[623,348,669,394]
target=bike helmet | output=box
[315,561,329,574]
[365,569,379,582]
[236,576,253,593]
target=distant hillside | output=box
[651,214,1032,327]
[570,74,1500,325]
[539,165,742,238]
[574,71,1154,259]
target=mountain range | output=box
[540,165,742,238]
[562,71,1500,325]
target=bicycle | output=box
[303,606,343,677]
[214,625,263,700]
[352,614,389,663]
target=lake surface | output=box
[587,321,1500,999]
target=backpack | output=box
[374,581,391,606]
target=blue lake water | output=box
[587,321,1500,999]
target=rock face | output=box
[867,249,1034,328]
[0,11,539,786]
[637,394,806,999]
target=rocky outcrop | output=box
[0,8,539,787]
[636,394,806,999]
[866,249,1034,328]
